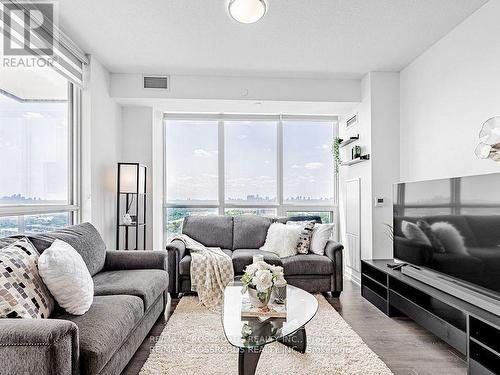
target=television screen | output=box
[393,172,500,295]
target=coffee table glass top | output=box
[222,282,318,349]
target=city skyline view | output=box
[0,88,69,204]
[165,119,335,204]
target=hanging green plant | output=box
[332,137,342,174]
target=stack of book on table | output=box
[240,297,287,319]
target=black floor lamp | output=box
[116,162,147,250]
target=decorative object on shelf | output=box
[228,0,267,24]
[332,137,342,173]
[122,213,133,226]
[116,162,147,250]
[353,145,362,159]
[475,117,500,161]
[241,261,285,308]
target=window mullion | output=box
[277,117,284,216]
[218,120,225,215]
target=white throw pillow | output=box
[401,220,431,246]
[310,224,335,255]
[260,223,302,258]
[38,239,94,315]
[430,222,468,254]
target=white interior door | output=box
[345,178,361,273]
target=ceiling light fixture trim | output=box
[228,0,268,24]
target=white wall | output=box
[121,106,154,249]
[339,74,373,284]
[339,72,400,282]
[111,73,361,103]
[400,0,500,182]
[81,57,122,248]
[370,72,400,258]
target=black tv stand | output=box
[361,259,500,375]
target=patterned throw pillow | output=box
[0,238,54,318]
[287,220,315,254]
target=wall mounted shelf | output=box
[341,154,370,166]
[339,135,359,148]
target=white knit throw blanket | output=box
[171,235,234,309]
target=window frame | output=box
[164,113,338,235]
[0,82,81,226]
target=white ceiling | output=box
[58,0,488,78]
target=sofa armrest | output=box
[165,240,187,294]
[0,318,79,375]
[104,250,168,271]
[324,240,344,293]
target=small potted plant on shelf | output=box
[332,137,342,173]
[241,261,285,308]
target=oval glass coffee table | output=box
[222,282,318,375]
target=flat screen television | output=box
[393,172,500,298]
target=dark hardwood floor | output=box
[122,280,467,375]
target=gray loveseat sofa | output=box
[0,223,169,375]
[166,215,343,297]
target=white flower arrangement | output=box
[240,261,285,294]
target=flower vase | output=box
[247,286,271,308]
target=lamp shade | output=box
[119,164,138,193]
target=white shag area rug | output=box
[140,296,392,375]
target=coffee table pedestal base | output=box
[238,327,307,375]
[238,347,262,375]
[277,327,306,354]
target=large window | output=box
[283,121,334,204]
[225,121,277,204]
[165,115,337,238]
[0,68,79,237]
[165,120,219,204]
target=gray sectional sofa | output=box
[166,215,344,296]
[0,223,169,375]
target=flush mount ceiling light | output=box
[228,0,267,24]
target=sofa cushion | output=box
[182,216,234,249]
[465,216,500,247]
[54,295,143,375]
[282,254,334,275]
[232,215,272,250]
[179,249,232,276]
[232,249,282,274]
[92,269,168,310]
[28,223,106,276]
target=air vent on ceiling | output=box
[143,75,170,90]
[346,113,358,128]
